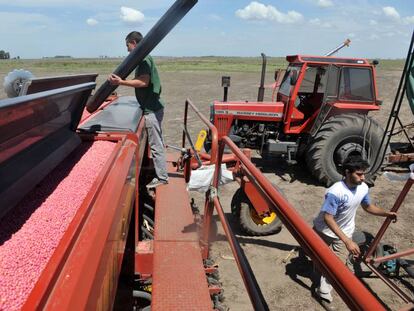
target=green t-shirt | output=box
[134,55,165,114]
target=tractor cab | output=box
[277,55,380,135]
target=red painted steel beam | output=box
[364,177,413,261]
[361,177,413,303]
[364,178,413,262]
[372,248,414,264]
[366,262,413,303]
[219,136,385,311]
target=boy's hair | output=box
[125,31,143,44]
[342,155,370,175]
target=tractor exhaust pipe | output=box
[257,53,266,102]
[324,38,351,57]
[86,0,198,113]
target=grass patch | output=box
[0,56,405,76]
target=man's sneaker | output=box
[146,178,168,189]
[312,288,336,311]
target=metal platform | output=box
[151,157,212,310]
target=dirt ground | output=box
[1,66,413,310]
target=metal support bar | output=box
[216,136,385,311]
[212,196,267,311]
[182,99,218,163]
[376,30,414,167]
[366,263,413,303]
[324,38,351,56]
[395,116,414,149]
[372,248,414,264]
[364,178,413,261]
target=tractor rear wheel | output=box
[306,113,386,187]
[231,188,282,236]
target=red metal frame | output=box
[362,177,414,303]
[182,98,218,163]
[182,99,389,309]
[287,55,370,65]
[206,136,385,310]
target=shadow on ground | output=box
[251,154,321,186]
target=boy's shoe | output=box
[312,288,336,311]
[146,178,168,189]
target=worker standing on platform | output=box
[108,31,169,189]
[312,155,397,310]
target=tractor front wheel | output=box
[306,113,386,187]
[231,188,282,236]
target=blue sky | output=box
[0,0,413,59]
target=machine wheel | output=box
[306,114,386,187]
[231,188,282,236]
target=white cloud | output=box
[369,34,380,40]
[0,11,54,34]
[120,6,144,24]
[348,33,356,38]
[309,18,331,28]
[316,0,333,8]
[235,1,303,24]
[382,6,400,21]
[86,18,98,26]
[380,6,414,25]
[403,16,414,25]
[369,19,377,26]
[208,14,222,21]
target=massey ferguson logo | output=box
[215,110,283,118]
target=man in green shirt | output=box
[108,31,168,188]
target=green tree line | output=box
[0,50,11,59]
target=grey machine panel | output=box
[79,96,143,133]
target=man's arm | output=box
[323,213,361,256]
[108,74,150,88]
[361,203,397,222]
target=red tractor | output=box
[209,54,386,187]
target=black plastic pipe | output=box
[86,0,198,112]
